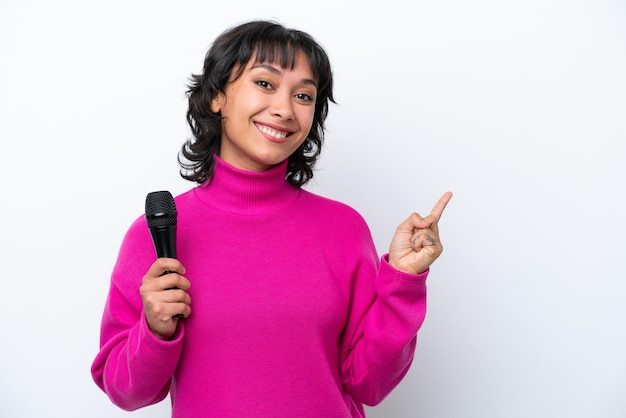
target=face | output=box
[210,51,318,172]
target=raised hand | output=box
[139,258,191,340]
[388,191,453,275]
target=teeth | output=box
[259,125,288,139]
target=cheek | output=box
[299,109,316,133]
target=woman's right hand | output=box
[139,258,191,340]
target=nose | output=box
[269,93,295,120]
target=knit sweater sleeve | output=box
[338,220,428,406]
[90,216,184,411]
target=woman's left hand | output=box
[388,191,453,275]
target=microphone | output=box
[145,190,178,260]
[145,190,183,318]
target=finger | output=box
[163,291,192,320]
[397,213,423,234]
[151,258,186,276]
[144,259,187,282]
[166,299,192,320]
[173,303,192,319]
[411,231,439,249]
[143,288,191,319]
[429,191,453,221]
[418,214,441,235]
[152,303,191,324]
[409,192,453,229]
[161,287,192,304]
[160,274,191,291]
[142,273,191,294]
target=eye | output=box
[295,92,315,102]
[255,79,273,90]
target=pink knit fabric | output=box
[91,156,428,417]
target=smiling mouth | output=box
[257,124,290,140]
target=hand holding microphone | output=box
[139,191,191,340]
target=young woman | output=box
[91,19,452,417]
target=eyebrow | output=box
[251,63,318,88]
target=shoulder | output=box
[172,187,199,206]
[298,189,371,233]
[298,189,379,265]
[300,188,363,214]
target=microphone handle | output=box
[149,226,177,259]
[149,226,183,317]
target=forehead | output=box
[237,50,315,83]
[252,48,312,69]
[251,39,299,65]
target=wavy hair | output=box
[178,20,335,187]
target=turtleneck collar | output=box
[193,156,299,215]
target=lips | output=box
[256,123,292,143]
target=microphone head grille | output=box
[145,191,178,228]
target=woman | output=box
[91,19,452,417]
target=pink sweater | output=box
[91,156,429,417]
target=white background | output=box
[1,0,625,417]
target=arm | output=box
[340,192,452,405]
[339,255,428,406]
[90,219,188,410]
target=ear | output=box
[210,93,223,113]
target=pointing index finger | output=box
[430,191,453,221]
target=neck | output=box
[193,156,298,215]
